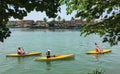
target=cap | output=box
[48,49,51,51]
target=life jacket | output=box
[46,51,51,58]
[95,46,100,52]
[46,51,50,55]
[17,49,22,54]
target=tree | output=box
[57,16,61,25]
[71,17,75,25]
[43,17,47,23]
[43,17,47,26]
[57,16,61,21]
[0,0,60,42]
[62,0,120,46]
[71,17,75,21]
[48,19,55,27]
[62,19,66,23]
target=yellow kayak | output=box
[35,54,74,61]
[6,52,42,57]
[86,49,111,54]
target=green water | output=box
[0,29,120,74]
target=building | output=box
[7,20,35,27]
[21,20,34,27]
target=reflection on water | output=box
[45,61,52,71]
[17,57,25,63]
[93,54,99,60]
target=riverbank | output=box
[9,25,82,30]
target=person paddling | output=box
[17,47,25,55]
[94,43,101,52]
[17,47,22,55]
[46,49,51,58]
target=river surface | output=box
[0,28,120,74]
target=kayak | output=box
[35,54,74,61]
[6,52,42,57]
[86,49,111,54]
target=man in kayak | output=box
[94,43,101,52]
[17,47,25,55]
[46,49,51,58]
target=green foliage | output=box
[0,0,61,42]
[88,67,105,74]
[62,19,66,23]
[48,20,55,27]
[71,17,75,21]
[0,24,11,42]
[63,0,120,46]
[88,69,104,74]
[57,16,61,21]
[80,13,120,46]
[43,17,47,22]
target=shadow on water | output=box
[45,61,52,71]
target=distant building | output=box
[21,20,34,27]
[7,21,22,27]
[36,20,48,28]
[7,20,34,27]
[63,21,71,27]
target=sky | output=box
[9,5,77,22]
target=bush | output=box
[88,67,105,74]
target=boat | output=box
[86,49,111,54]
[34,54,74,61]
[6,52,42,57]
